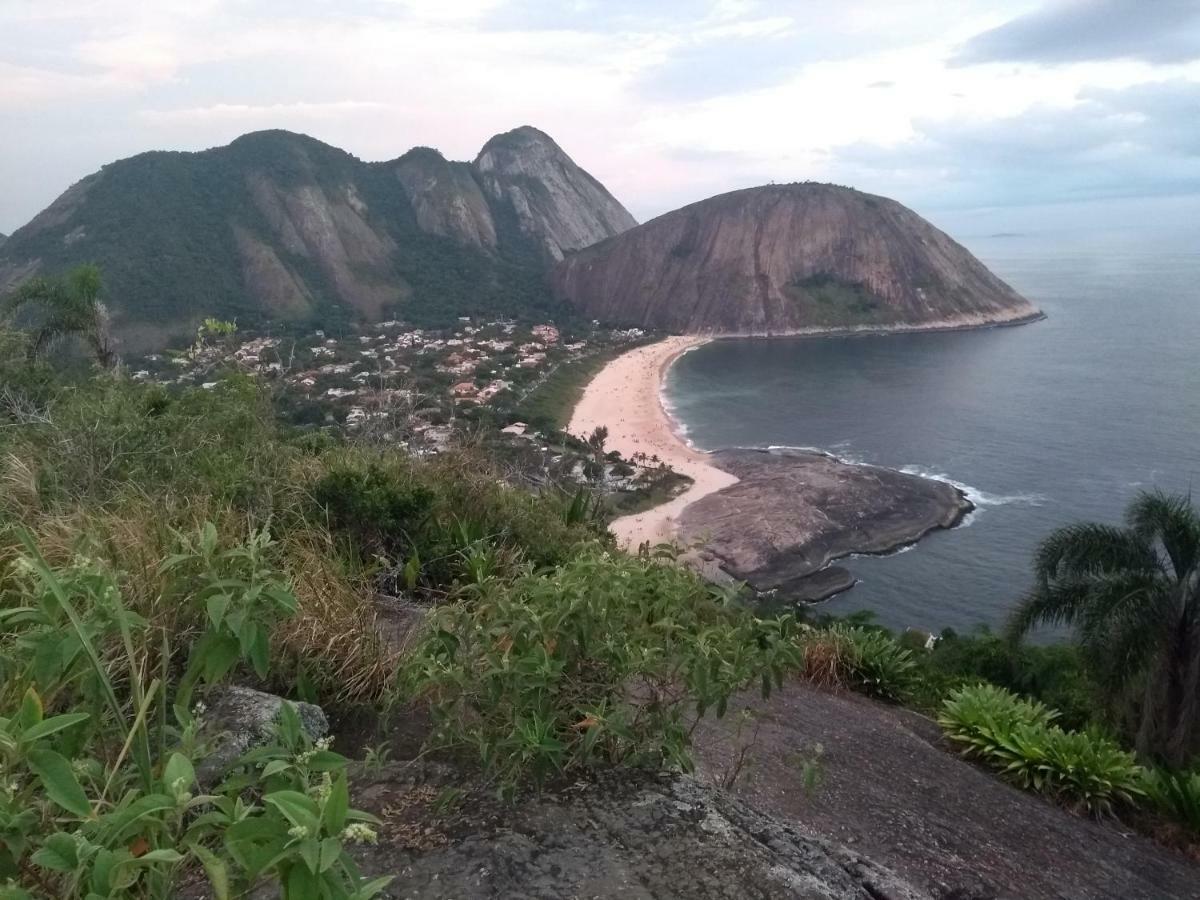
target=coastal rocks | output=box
[348,763,929,899]
[196,685,328,785]
[679,449,972,601]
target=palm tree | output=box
[1,264,116,369]
[1009,490,1200,768]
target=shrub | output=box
[0,526,392,898]
[939,684,1144,816]
[836,626,918,701]
[799,626,917,702]
[313,463,435,556]
[401,549,802,796]
[1142,769,1200,835]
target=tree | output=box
[1009,490,1200,768]
[1,264,116,369]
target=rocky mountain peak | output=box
[473,126,637,262]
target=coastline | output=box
[567,336,737,549]
[696,308,1046,341]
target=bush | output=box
[401,549,802,796]
[913,629,1098,729]
[1142,769,1200,835]
[799,626,917,702]
[312,464,435,556]
[0,526,393,898]
[939,684,1144,816]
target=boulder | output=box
[196,685,328,785]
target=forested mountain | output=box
[0,127,635,349]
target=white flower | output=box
[315,736,333,751]
[340,823,378,845]
[287,824,310,840]
[311,772,333,803]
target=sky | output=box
[2,0,1200,237]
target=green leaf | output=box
[29,832,78,872]
[126,848,185,865]
[18,687,43,729]
[298,838,321,874]
[249,626,270,678]
[264,790,320,831]
[318,837,341,873]
[286,863,320,900]
[27,748,92,817]
[323,773,349,833]
[201,633,240,683]
[22,712,90,743]
[351,876,396,900]
[190,843,231,900]
[303,750,347,772]
[163,752,196,793]
[262,759,292,778]
[207,594,231,629]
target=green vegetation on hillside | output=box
[787,273,898,327]
[0,283,1196,895]
[0,131,571,349]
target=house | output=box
[531,324,559,344]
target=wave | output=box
[897,465,1048,511]
[762,443,870,466]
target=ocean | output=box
[664,232,1200,635]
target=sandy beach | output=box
[568,336,738,549]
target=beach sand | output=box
[567,336,738,549]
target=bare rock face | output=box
[475,126,638,262]
[346,764,929,899]
[392,147,498,250]
[553,183,1041,334]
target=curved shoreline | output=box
[696,309,1045,341]
[568,312,1039,563]
[566,336,736,548]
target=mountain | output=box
[551,183,1040,334]
[0,127,635,349]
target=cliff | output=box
[0,128,635,348]
[552,183,1040,334]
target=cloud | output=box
[138,100,391,124]
[827,78,1200,208]
[954,0,1200,66]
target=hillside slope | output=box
[552,183,1040,334]
[0,127,635,349]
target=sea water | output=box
[665,232,1200,634]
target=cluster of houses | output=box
[132,318,646,443]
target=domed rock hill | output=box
[551,183,1041,334]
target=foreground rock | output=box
[197,685,328,785]
[680,448,971,601]
[349,763,928,899]
[693,682,1200,899]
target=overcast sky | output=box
[2,0,1199,235]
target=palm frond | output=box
[1126,490,1200,582]
[1007,576,1094,641]
[1075,573,1174,691]
[1032,523,1161,585]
